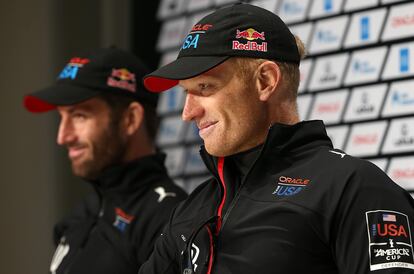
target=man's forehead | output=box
[178,60,233,87]
[56,97,105,112]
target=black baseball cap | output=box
[144,3,300,92]
[24,47,158,113]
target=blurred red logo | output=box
[392,14,414,28]
[68,57,90,66]
[107,68,136,92]
[112,68,136,81]
[352,134,378,145]
[316,102,340,113]
[392,168,414,179]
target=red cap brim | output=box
[143,77,179,93]
[23,95,56,113]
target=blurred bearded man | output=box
[24,47,187,274]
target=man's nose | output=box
[56,118,76,145]
[182,93,204,122]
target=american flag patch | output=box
[383,214,396,222]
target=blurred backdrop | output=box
[2,0,414,273]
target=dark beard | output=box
[72,121,126,180]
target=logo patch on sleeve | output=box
[366,210,414,270]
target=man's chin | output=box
[204,142,231,157]
[71,164,98,180]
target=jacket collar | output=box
[264,120,332,155]
[200,120,333,176]
[90,153,168,195]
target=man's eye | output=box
[73,113,86,120]
[198,83,216,95]
[199,83,209,90]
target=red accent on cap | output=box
[143,76,178,93]
[23,96,56,113]
[69,57,90,66]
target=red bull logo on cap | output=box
[107,68,136,92]
[111,68,136,81]
[236,28,266,41]
[232,28,267,52]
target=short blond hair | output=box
[232,35,306,102]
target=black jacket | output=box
[139,121,414,274]
[50,153,187,274]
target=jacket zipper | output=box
[199,141,268,273]
[215,157,226,233]
[206,226,214,274]
[199,150,226,224]
[220,140,269,231]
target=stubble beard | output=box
[71,121,126,180]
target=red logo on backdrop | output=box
[107,68,136,92]
[232,28,267,52]
[316,102,340,113]
[352,134,378,145]
[392,14,414,28]
[392,168,414,179]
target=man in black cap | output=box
[139,3,414,274]
[23,47,187,274]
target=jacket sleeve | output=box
[138,206,180,274]
[332,161,414,274]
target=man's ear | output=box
[255,61,281,102]
[123,101,144,136]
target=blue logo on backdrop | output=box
[324,0,333,11]
[352,60,376,74]
[360,16,370,41]
[167,89,177,110]
[316,30,338,43]
[182,34,199,50]
[187,149,204,167]
[160,124,178,137]
[282,2,303,14]
[392,91,414,105]
[400,48,410,72]
[191,123,199,137]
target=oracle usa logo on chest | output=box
[273,176,311,196]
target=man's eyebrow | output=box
[66,104,94,113]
